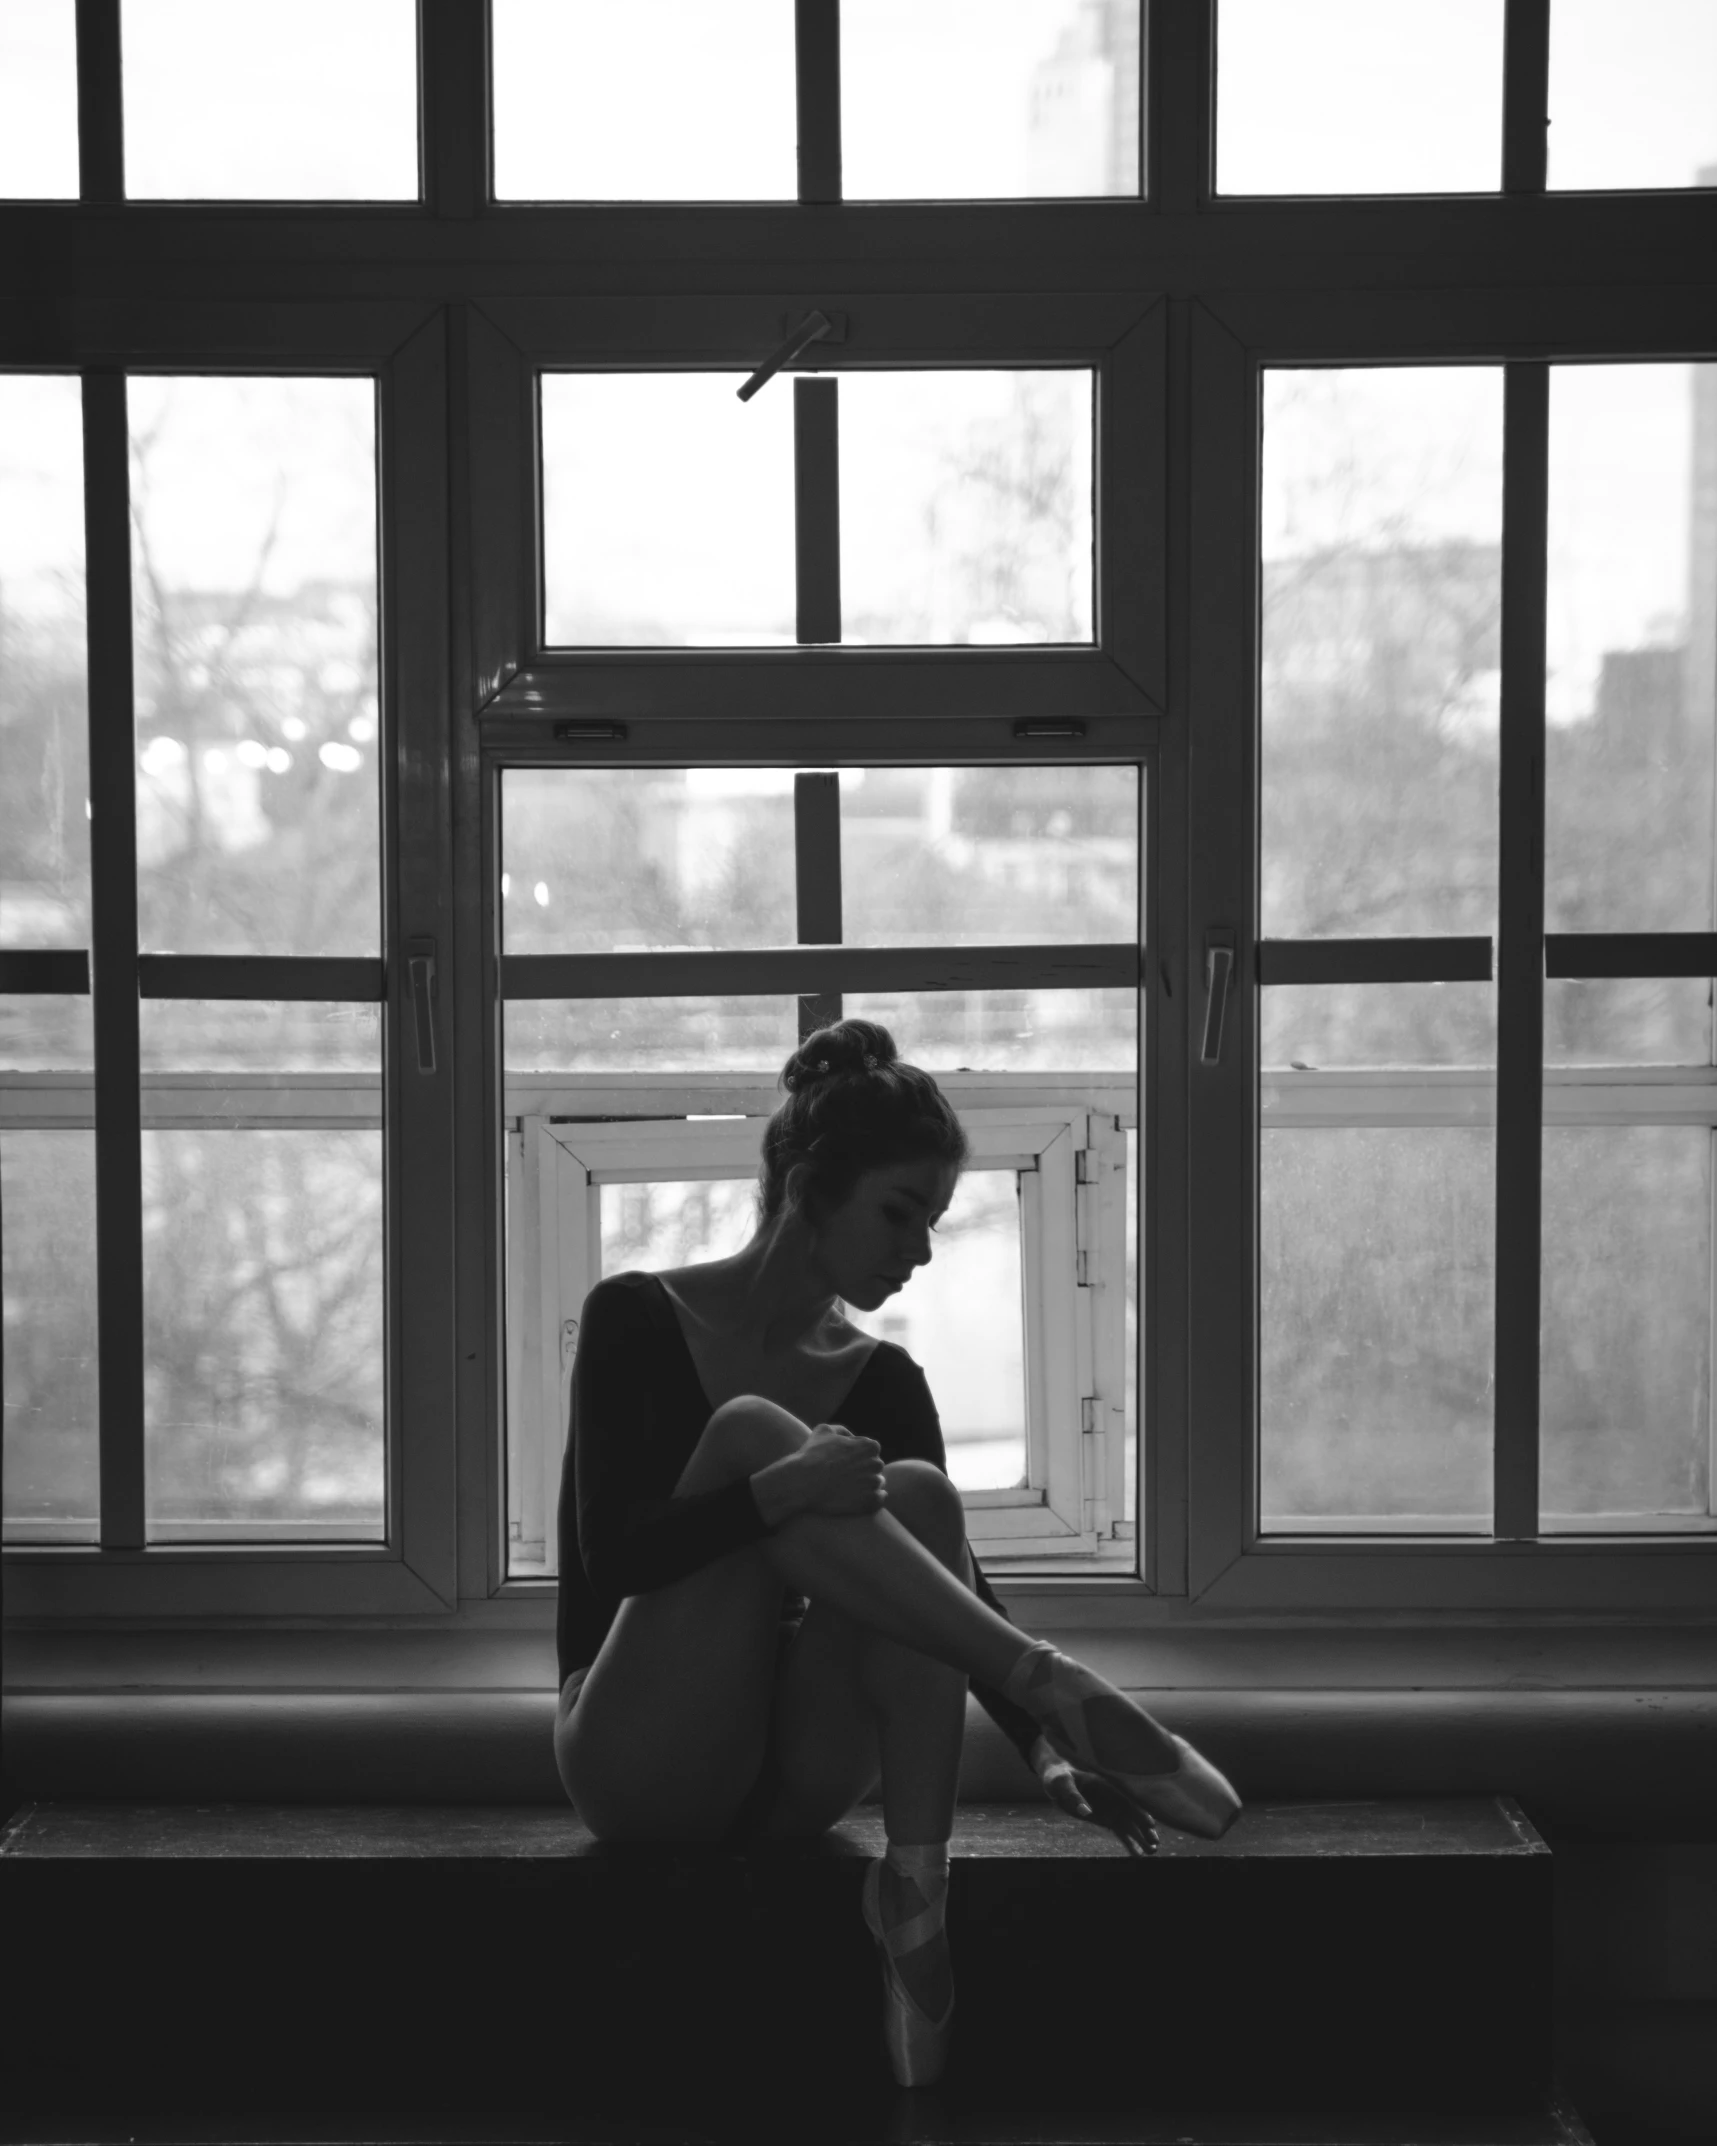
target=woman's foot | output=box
[1002,1641,1242,1840]
[861,1843,954,2088]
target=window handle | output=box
[407,936,438,1075]
[1200,931,1235,1066]
[737,309,837,402]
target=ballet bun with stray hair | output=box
[761,1019,967,1220]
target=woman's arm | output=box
[570,1276,773,1603]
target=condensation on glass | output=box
[138,998,383,1073]
[2,1130,99,1543]
[1262,984,1497,1072]
[1548,0,1717,193]
[120,0,419,200]
[503,769,797,954]
[1541,1128,1716,1532]
[1261,366,1504,940]
[1260,1125,1495,1534]
[1,374,89,953]
[842,0,1141,201]
[505,997,798,1077]
[0,0,80,199]
[839,372,1094,645]
[142,1125,384,1540]
[845,990,1136,1075]
[1216,0,1504,196]
[540,375,796,647]
[1544,366,1716,971]
[492,0,796,201]
[128,375,380,957]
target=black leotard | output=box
[555,1269,1041,1767]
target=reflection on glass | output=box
[1217,0,1503,195]
[120,0,418,199]
[0,993,93,1072]
[1544,978,1711,1067]
[0,1,79,199]
[846,988,1134,1073]
[601,1178,759,1279]
[143,1128,383,1539]
[502,769,797,953]
[1542,1128,1715,1531]
[845,1169,1027,1492]
[1261,367,1504,938]
[839,766,1136,945]
[504,997,796,1076]
[1262,985,1496,1071]
[1545,365,1716,936]
[2,1130,99,1542]
[493,0,795,201]
[1,374,88,949]
[541,375,794,647]
[840,372,1093,645]
[1549,0,1717,192]
[1260,1128,1494,1532]
[842,0,1141,200]
[139,999,382,1074]
[129,376,379,957]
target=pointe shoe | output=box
[1010,1643,1243,1840]
[860,1857,955,2088]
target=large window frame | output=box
[2,0,1714,1656]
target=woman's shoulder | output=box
[853,1332,933,1401]
[579,1269,667,1329]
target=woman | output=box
[553,1018,1239,2088]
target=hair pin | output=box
[863,1053,878,1068]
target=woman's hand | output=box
[1031,1734,1160,1857]
[753,1423,886,1524]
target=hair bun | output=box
[782,1017,899,1092]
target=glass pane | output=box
[139,998,383,1074]
[1549,0,1717,192]
[1542,1128,1715,1531]
[1545,365,1715,938]
[493,0,795,202]
[502,769,797,953]
[1545,977,1711,1067]
[143,1128,384,1539]
[2,1129,99,1542]
[839,766,1136,945]
[1262,984,1496,1070]
[842,0,1141,200]
[846,988,1135,1073]
[0,0,79,199]
[1216,0,1504,195]
[1261,367,1504,938]
[600,1178,759,1277]
[0,991,93,1070]
[129,376,380,956]
[120,0,418,200]
[541,375,794,647]
[1261,1128,1494,1532]
[1123,1122,1137,1528]
[1,374,88,950]
[505,997,796,1076]
[845,1169,1027,1492]
[840,372,1094,646]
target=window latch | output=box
[407,936,438,1076]
[1200,930,1235,1066]
[737,309,844,402]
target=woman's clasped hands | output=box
[753,1422,888,1524]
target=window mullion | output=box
[794,0,841,205]
[1501,0,1552,196]
[793,377,841,646]
[82,371,145,1550]
[793,769,843,1038]
[1494,361,1550,1541]
[74,0,123,204]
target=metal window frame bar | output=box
[501,943,1138,1001]
[794,0,841,207]
[1494,360,1550,1541]
[793,377,841,644]
[1501,0,1552,198]
[1259,938,1493,987]
[74,0,123,205]
[793,769,843,1036]
[82,370,145,1550]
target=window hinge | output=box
[1081,1395,1097,1435]
[1075,1147,1095,1284]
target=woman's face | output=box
[809,1155,959,1313]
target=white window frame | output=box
[502,1082,1137,1576]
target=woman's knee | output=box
[883,1457,968,1564]
[681,1393,807,1491]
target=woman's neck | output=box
[697,1210,842,1353]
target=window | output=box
[4,2,1713,1644]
